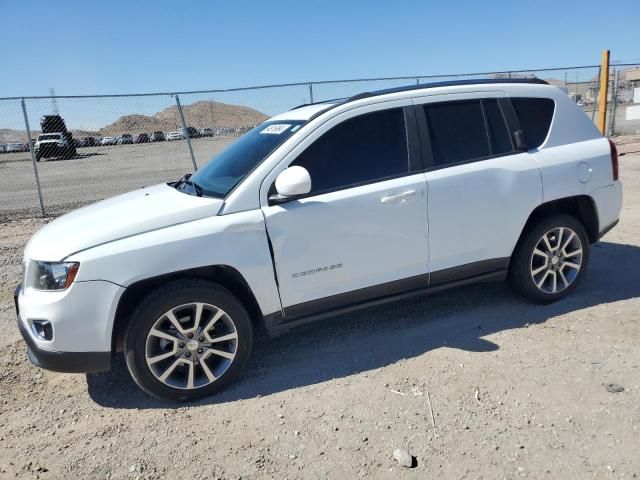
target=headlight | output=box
[26,261,79,291]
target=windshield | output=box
[188,120,305,198]
[38,134,60,141]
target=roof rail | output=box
[345,78,549,103]
[290,97,346,110]
[303,78,548,122]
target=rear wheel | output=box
[124,280,253,401]
[509,214,589,304]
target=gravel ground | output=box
[0,154,638,479]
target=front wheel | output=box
[124,280,253,402]
[509,214,589,304]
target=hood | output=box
[25,183,224,261]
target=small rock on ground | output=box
[393,448,415,468]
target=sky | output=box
[0,0,638,130]
[1,0,638,97]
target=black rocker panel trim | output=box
[429,257,509,286]
[263,258,509,336]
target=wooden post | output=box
[596,50,610,134]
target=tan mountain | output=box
[99,101,268,136]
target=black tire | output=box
[509,214,590,304]
[124,279,253,402]
[35,153,41,162]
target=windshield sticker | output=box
[290,125,302,132]
[260,124,291,135]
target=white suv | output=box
[15,79,622,401]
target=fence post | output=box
[308,83,314,104]
[20,98,46,216]
[609,68,620,136]
[175,94,198,171]
[596,50,610,134]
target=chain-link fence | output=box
[1,63,638,219]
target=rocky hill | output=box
[99,100,268,136]
[1,100,268,142]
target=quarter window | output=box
[510,97,555,149]
[292,108,409,194]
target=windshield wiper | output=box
[175,173,203,197]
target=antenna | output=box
[49,88,59,114]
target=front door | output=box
[261,105,430,319]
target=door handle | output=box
[380,190,417,204]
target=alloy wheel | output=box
[530,226,583,294]
[144,302,238,390]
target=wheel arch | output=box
[112,265,265,352]
[514,195,599,256]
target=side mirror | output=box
[270,166,311,204]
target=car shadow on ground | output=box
[86,241,640,409]
[43,151,106,162]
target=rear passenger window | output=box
[424,100,490,166]
[292,108,409,194]
[483,99,513,155]
[510,98,555,149]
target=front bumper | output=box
[14,280,124,373]
[36,144,67,156]
[17,309,111,373]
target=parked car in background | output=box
[5,143,24,153]
[134,133,150,144]
[82,137,97,147]
[199,128,214,137]
[166,131,182,141]
[0,144,6,154]
[40,115,76,156]
[101,136,118,146]
[119,134,134,145]
[149,131,165,142]
[34,133,76,160]
[182,126,200,138]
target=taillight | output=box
[608,139,619,181]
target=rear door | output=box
[260,102,430,319]
[414,92,542,283]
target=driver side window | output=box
[291,107,409,195]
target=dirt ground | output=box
[0,154,638,479]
